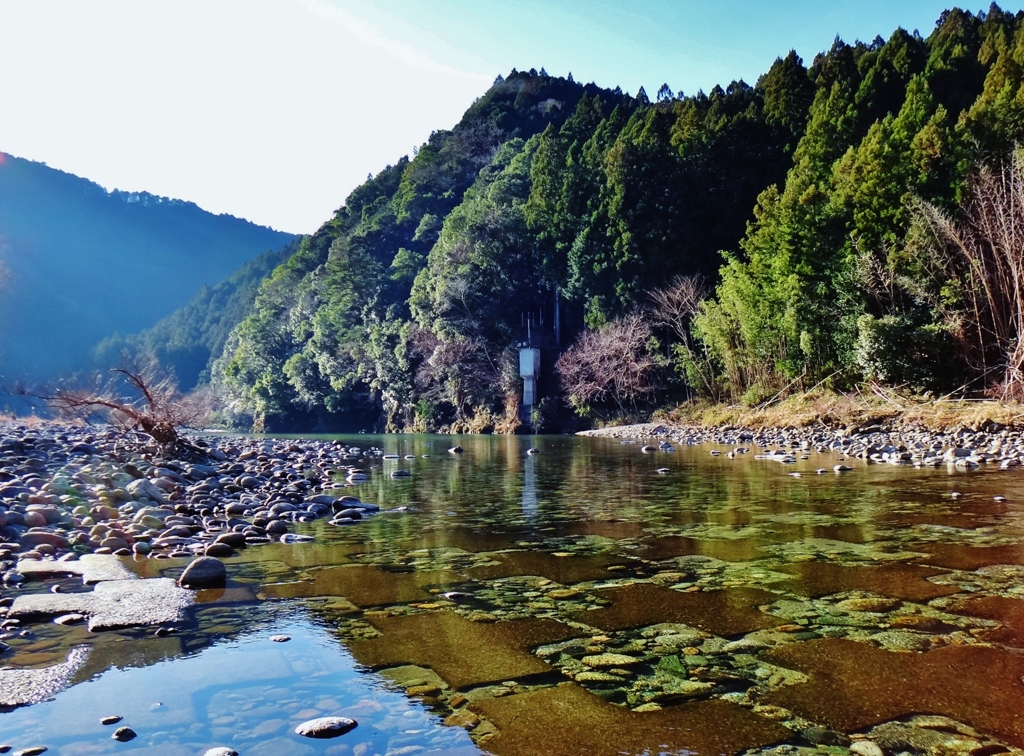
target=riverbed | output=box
[2,431,1024,756]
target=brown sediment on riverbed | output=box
[350,611,586,689]
[260,565,463,607]
[472,684,791,756]
[571,583,783,636]
[763,638,1024,748]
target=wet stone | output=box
[9,577,193,631]
[15,554,134,584]
[178,557,226,588]
[294,716,357,738]
[111,726,136,741]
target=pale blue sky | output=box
[0,1,1011,232]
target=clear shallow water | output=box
[4,434,1024,756]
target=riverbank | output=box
[0,419,383,575]
[657,390,1024,434]
[578,392,1024,470]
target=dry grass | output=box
[657,387,1024,432]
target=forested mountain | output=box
[94,241,299,392]
[211,6,1024,432]
[0,153,296,387]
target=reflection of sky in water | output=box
[0,608,480,756]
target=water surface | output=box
[4,434,1024,756]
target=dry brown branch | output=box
[18,358,208,449]
[648,275,720,398]
[917,150,1024,399]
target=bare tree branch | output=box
[917,149,1024,398]
[17,357,209,451]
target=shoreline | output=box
[577,418,1024,470]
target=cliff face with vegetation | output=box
[197,7,1024,432]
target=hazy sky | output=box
[0,1,1009,233]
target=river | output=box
[2,432,1023,755]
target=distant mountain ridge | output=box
[0,152,297,388]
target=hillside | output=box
[93,240,299,392]
[0,153,296,386]
[179,8,1024,432]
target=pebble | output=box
[850,741,885,756]
[270,635,291,643]
[294,716,358,738]
[111,727,136,742]
[203,749,239,756]
[100,715,122,725]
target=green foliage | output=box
[694,9,1015,398]
[196,7,1024,430]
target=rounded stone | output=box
[265,520,288,535]
[294,716,357,739]
[203,749,238,756]
[203,543,234,558]
[177,556,226,588]
[111,726,136,742]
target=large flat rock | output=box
[17,554,135,584]
[10,577,193,630]
[0,646,90,707]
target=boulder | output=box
[178,557,226,588]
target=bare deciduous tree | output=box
[648,275,719,398]
[917,150,1024,398]
[412,328,501,422]
[556,312,661,415]
[20,359,210,450]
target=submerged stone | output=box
[949,595,1024,647]
[0,646,89,707]
[261,565,462,608]
[913,542,1024,571]
[641,535,768,562]
[775,561,960,601]
[468,551,635,584]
